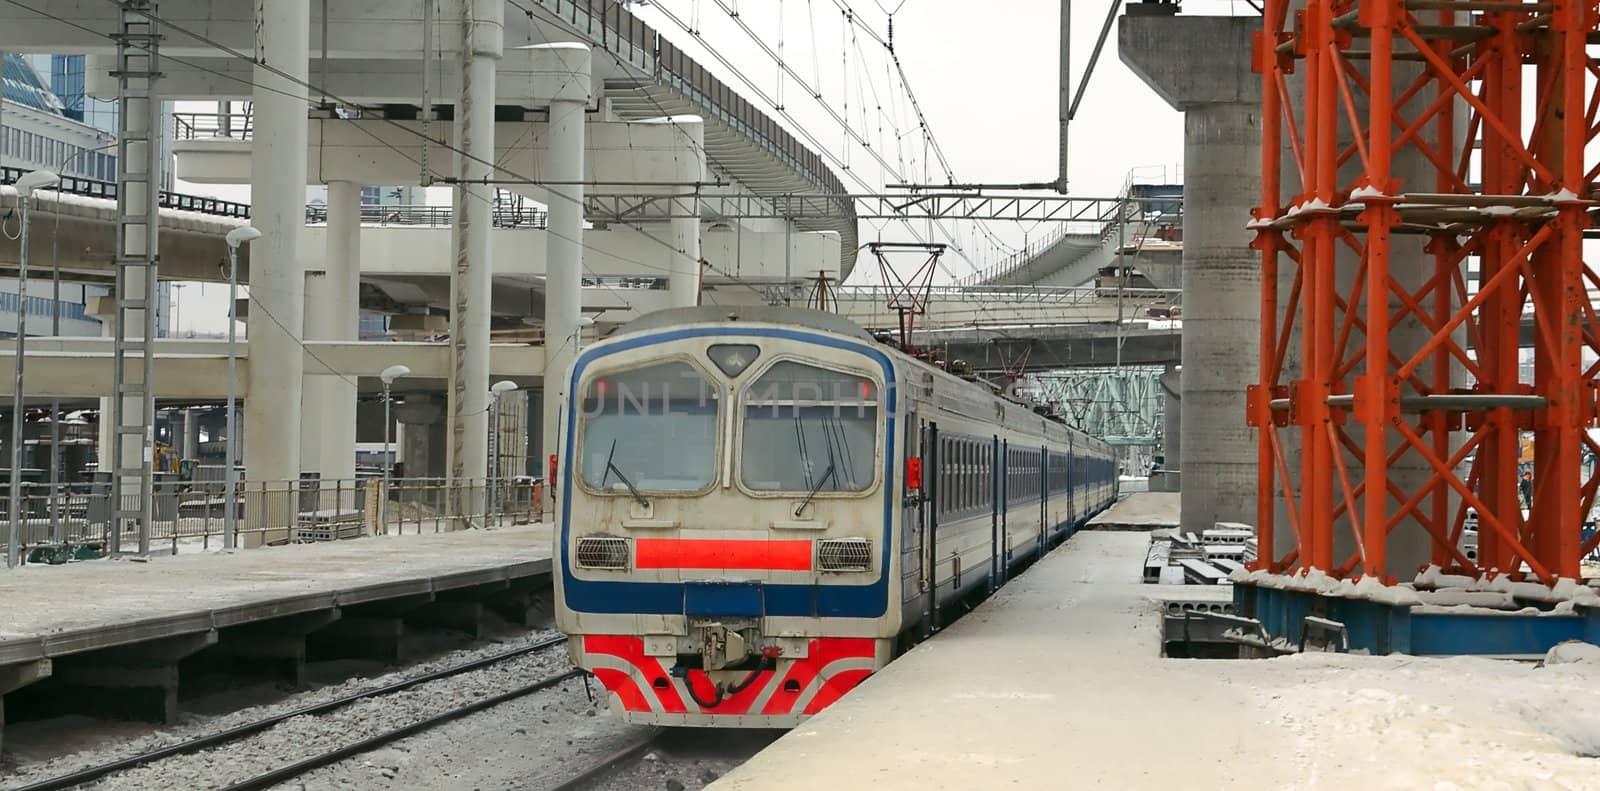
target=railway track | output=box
[543,728,785,791]
[15,635,576,791]
[543,729,665,791]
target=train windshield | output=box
[741,361,878,492]
[579,361,719,492]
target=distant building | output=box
[1,53,114,338]
[23,54,175,189]
[3,53,116,181]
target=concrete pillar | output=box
[638,116,706,307]
[1121,13,1260,532]
[534,43,592,518]
[527,387,543,480]
[445,0,502,501]
[244,0,309,494]
[302,181,361,503]
[181,408,198,460]
[1161,364,1181,470]
[398,394,447,479]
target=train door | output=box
[1038,445,1048,561]
[924,421,941,633]
[999,439,1009,584]
[1066,433,1076,533]
[989,435,1000,592]
[901,415,929,639]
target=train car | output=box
[553,306,1117,727]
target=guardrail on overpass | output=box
[1,165,251,219]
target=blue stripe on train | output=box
[559,326,898,619]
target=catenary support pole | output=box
[447,0,502,523]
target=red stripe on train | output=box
[633,538,814,571]
[583,635,877,717]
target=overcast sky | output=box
[170,0,1190,332]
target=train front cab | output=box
[554,325,904,727]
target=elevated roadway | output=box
[0,0,857,273]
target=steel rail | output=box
[13,635,571,791]
[543,729,665,791]
[221,668,587,791]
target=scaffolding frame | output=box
[1248,0,1599,585]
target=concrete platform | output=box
[713,529,1600,789]
[1086,490,1179,529]
[0,524,552,663]
[0,525,554,748]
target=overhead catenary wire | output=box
[13,0,984,303]
[669,0,1023,275]
[642,1,971,280]
[0,0,671,380]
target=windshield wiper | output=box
[600,439,649,508]
[794,462,836,517]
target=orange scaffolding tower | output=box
[1248,0,1600,585]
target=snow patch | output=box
[1544,640,1600,667]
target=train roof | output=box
[613,306,874,342]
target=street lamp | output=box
[488,380,519,519]
[222,225,262,550]
[379,364,411,534]
[6,171,60,569]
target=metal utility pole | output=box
[1057,0,1070,193]
[1115,197,1126,368]
[379,365,411,534]
[110,1,163,556]
[223,226,261,550]
[7,171,60,568]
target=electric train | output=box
[552,306,1117,727]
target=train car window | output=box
[741,361,879,493]
[964,442,974,512]
[958,440,968,513]
[955,441,964,513]
[579,360,719,492]
[940,437,951,515]
[934,435,947,515]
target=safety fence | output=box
[0,476,541,565]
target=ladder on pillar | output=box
[109,1,162,555]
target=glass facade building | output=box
[2,54,117,181]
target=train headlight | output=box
[816,538,871,572]
[575,536,630,570]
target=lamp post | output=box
[222,226,262,550]
[488,380,519,520]
[7,170,59,568]
[379,364,411,534]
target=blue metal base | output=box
[1234,582,1600,656]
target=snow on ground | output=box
[714,530,1600,791]
[1228,651,1600,790]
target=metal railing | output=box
[0,476,542,565]
[831,283,1182,307]
[2,166,553,228]
[172,110,252,141]
[1,165,253,219]
[303,203,549,229]
[528,0,850,200]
